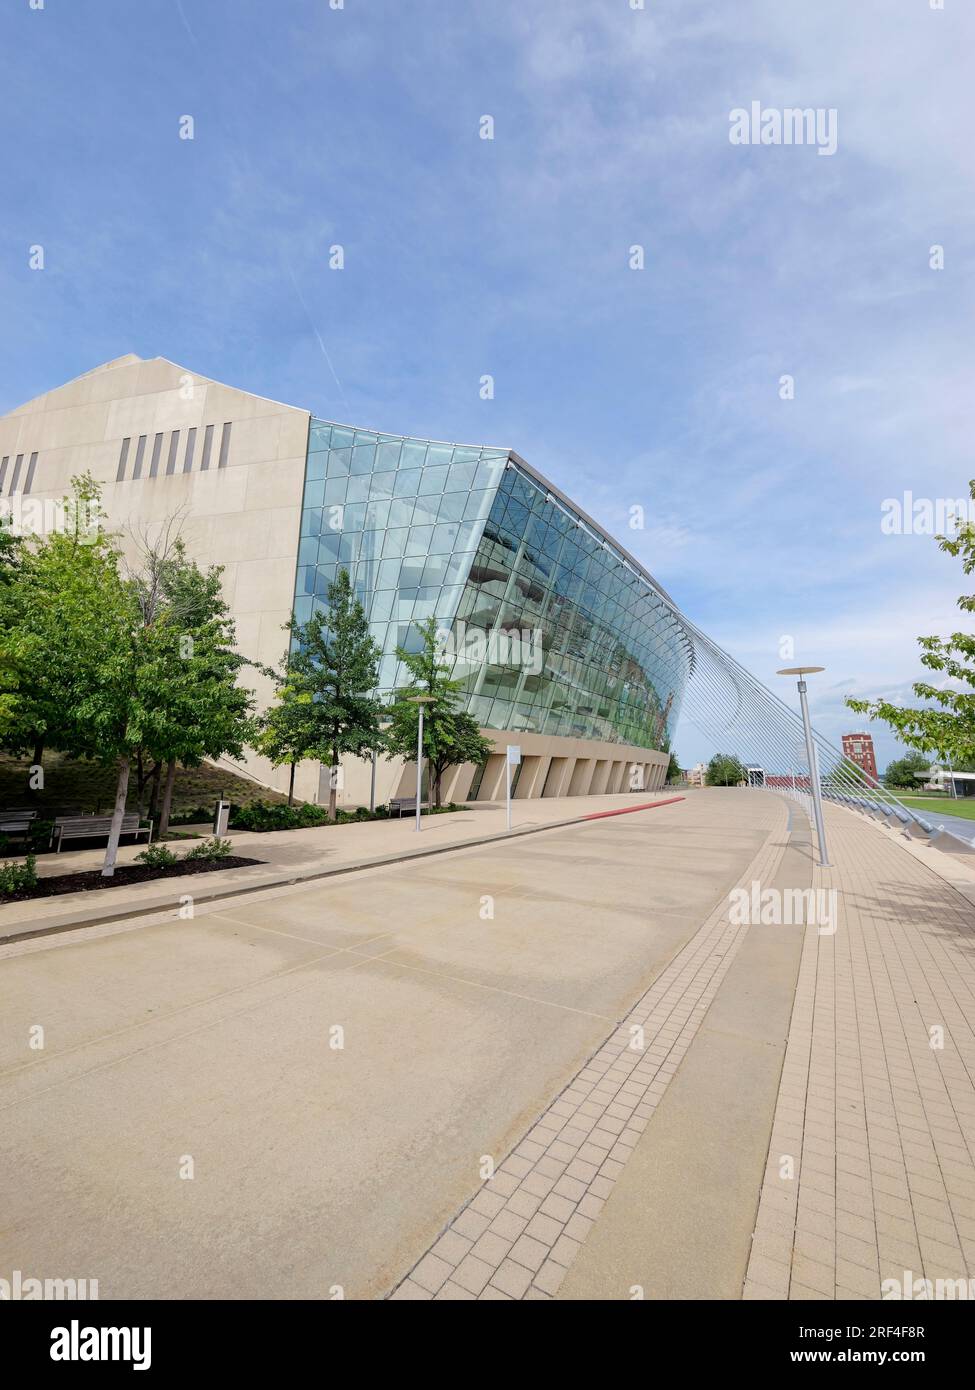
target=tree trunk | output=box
[157,758,177,840]
[146,762,162,825]
[29,738,44,798]
[434,765,443,809]
[136,750,147,817]
[328,746,338,821]
[288,760,296,806]
[102,755,131,878]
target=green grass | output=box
[0,752,290,819]
[898,794,975,821]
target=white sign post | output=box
[214,800,231,837]
[506,745,521,831]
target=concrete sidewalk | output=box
[742,801,975,1299]
[391,793,975,1300]
[0,793,686,942]
[0,789,766,1301]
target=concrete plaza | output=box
[1,789,973,1300]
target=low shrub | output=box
[229,800,330,832]
[167,805,216,827]
[184,836,233,862]
[0,854,38,896]
[136,843,179,868]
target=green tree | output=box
[253,649,321,806]
[848,486,975,762]
[882,751,932,789]
[294,568,384,820]
[2,482,258,873]
[666,750,681,784]
[706,752,746,787]
[0,474,102,766]
[385,617,492,808]
[135,537,256,839]
[254,570,384,814]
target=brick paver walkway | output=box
[389,796,788,1300]
[744,805,975,1300]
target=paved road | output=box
[0,791,777,1300]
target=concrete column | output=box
[589,759,611,795]
[568,758,596,796]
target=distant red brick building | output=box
[842,732,878,783]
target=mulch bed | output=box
[0,856,262,903]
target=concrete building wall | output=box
[0,355,311,798]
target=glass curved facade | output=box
[293,419,693,753]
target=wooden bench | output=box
[0,809,38,845]
[53,814,152,852]
[388,796,428,817]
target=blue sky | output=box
[2,0,973,770]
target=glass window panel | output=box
[437,491,467,523]
[330,427,354,449]
[301,509,322,537]
[369,471,396,498]
[338,533,360,562]
[400,560,425,587]
[406,525,434,556]
[418,466,449,495]
[445,553,475,585]
[303,479,326,508]
[364,500,391,531]
[393,469,421,497]
[306,453,328,481]
[351,445,376,474]
[371,591,394,623]
[409,495,441,526]
[345,473,370,504]
[474,459,504,490]
[327,448,352,477]
[454,520,483,551]
[377,440,401,469]
[464,490,492,520]
[295,566,314,595]
[298,537,319,566]
[430,522,459,553]
[323,477,347,504]
[382,528,409,558]
[309,422,331,452]
[377,558,402,589]
[317,533,342,562]
[426,445,452,465]
[293,597,313,624]
[401,441,426,467]
[421,555,449,587]
[388,498,415,528]
[446,461,477,492]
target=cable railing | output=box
[660,600,975,854]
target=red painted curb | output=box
[581,796,685,821]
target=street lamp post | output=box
[407,696,436,832]
[777,666,831,868]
